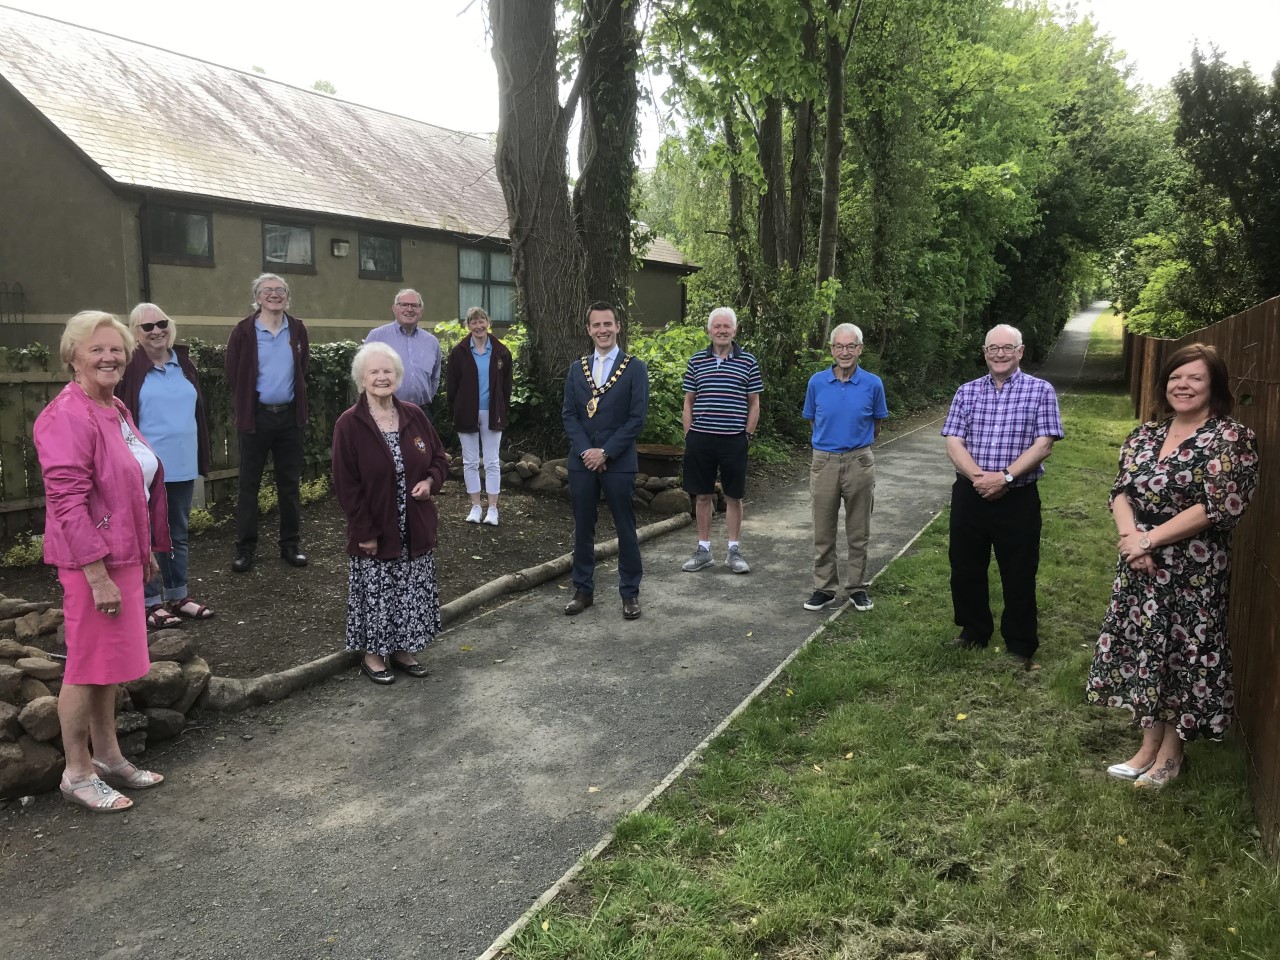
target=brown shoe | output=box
[564,590,594,615]
[622,597,641,620]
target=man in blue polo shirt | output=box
[802,322,888,611]
[679,307,763,574]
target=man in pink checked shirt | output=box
[941,324,1064,669]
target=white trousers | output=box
[459,409,502,495]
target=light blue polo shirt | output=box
[255,317,295,404]
[472,338,492,412]
[803,365,888,452]
[137,350,199,481]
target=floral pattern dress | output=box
[345,430,441,656]
[1086,416,1259,740]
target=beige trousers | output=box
[810,447,875,594]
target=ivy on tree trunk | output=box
[489,0,640,431]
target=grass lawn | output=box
[506,310,1279,960]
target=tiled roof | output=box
[0,5,690,267]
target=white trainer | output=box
[466,505,483,523]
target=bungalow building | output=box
[0,5,694,348]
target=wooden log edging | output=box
[199,512,693,713]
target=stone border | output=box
[199,512,693,712]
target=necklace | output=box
[369,400,398,431]
[1168,418,1206,442]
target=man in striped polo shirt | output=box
[680,307,763,574]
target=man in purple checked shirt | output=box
[941,324,1064,669]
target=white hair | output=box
[830,323,863,346]
[251,273,289,309]
[129,302,177,349]
[707,307,737,331]
[985,324,1023,347]
[351,341,404,392]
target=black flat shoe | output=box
[389,657,429,678]
[231,553,254,573]
[622,597,641,620]
[359,658,395,685]
[281,548,308,567]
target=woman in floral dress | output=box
[1087,343,1259,788]
[332,342,450,684]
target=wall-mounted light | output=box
[331,239,350,257]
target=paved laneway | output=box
[0,306,1100,960]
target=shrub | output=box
[628,323,709,445]
[0,532,44,568]
[187,506,218,535]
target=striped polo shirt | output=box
[682,342,764,435]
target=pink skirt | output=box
[58,564,150,685]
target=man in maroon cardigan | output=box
[224,273,310,573]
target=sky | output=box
[7,0,1279,161]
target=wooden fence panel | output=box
[0,350,65,539]
[1124,295,1280,857]
[1,342,356,538]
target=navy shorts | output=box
[682,429,749,499]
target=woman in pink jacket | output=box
[34,311,170,813]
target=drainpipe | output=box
[138,196,152,304]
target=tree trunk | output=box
[757,95,789,273]
[787,97,815,272]
[724,115,756,320]
[786,12,819,272]
[490,0,590,420]
[574,0,639,340]
[815,0,861,345]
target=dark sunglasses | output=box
[138,319,170,332]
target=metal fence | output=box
[1124,295,1279,857]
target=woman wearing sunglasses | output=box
[116,303,213,628]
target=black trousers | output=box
[235,404,304,555]
[948,478,1041,658]
[569,468,641,599]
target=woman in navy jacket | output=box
[332,342,449,684]
[446,307,513,526]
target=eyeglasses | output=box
[137,319,170,332]
[395,302,423,310]
[259,287,287,297]
[984,344,1020,355]
[832,342,861,353]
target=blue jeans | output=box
[147,479,195,607]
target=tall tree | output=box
[1173,48,1280,298]
[489,0,641,427]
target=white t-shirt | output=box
[120,419,159,500]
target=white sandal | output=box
[93,758,165,790]
[60,773,133,813]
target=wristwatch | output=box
[1003,471,1015,484]
[1139,535,1151,550]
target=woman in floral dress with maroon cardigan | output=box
[1087,343,1259,789]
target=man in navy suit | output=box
[561,302,650,620]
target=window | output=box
[262,222,315,273]
[146,206,213,266]
[459,247,516,323]
[359,233,402,281]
